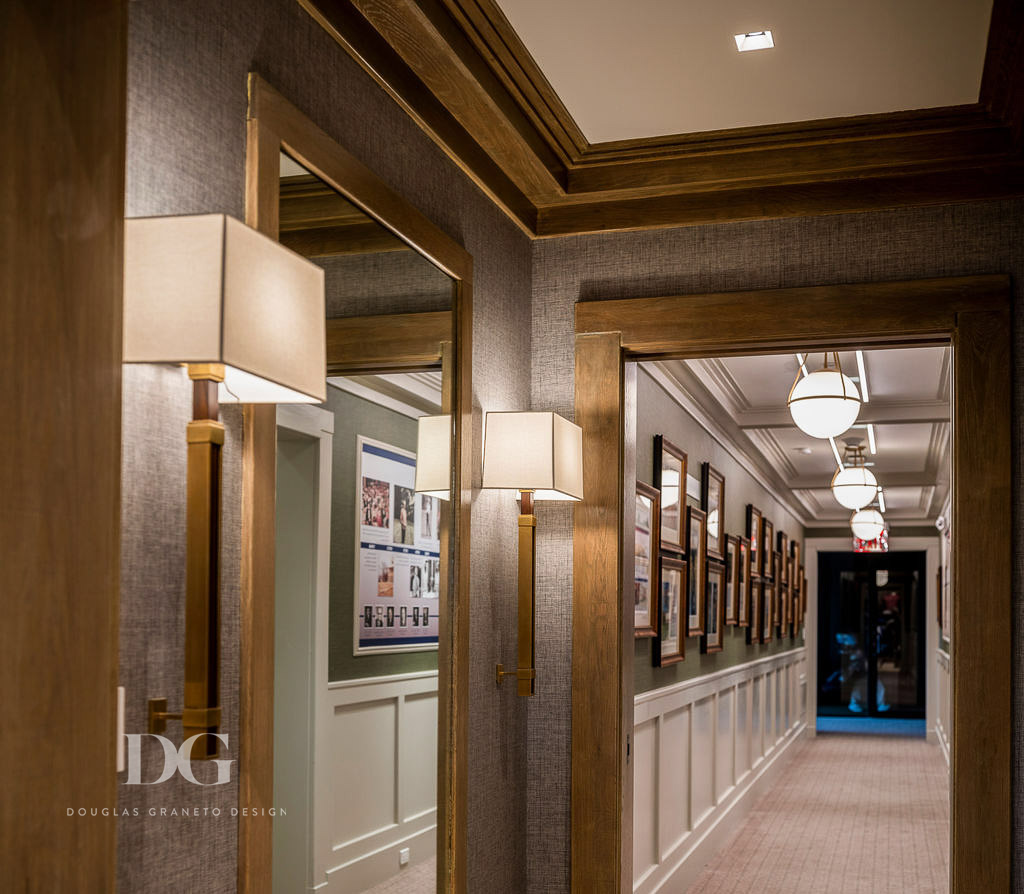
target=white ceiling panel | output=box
[496,0,992,142]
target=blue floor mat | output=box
[816,716,926,737]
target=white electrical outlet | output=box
[399,847,410,866]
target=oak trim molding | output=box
[572,275,1011,892]
[243,73,472,894]
[300,0,1024,235]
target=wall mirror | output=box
[243,74,471,894]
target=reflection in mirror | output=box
[273,153,452,894]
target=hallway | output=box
[689,733,949,893]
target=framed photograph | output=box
[786,554,794,592]
[654,436,687,552]
[746,505,763,577]
[725,535,740,625]
[655,552,686,666]
[634,482,660,638]
[780,582,790,634]
[686,506,708,635]
[791,539,802,575]
[762,518,775,577]
[777,530,789,564]
[762,578,775,642]
[747,579,763,644]
[737,536,750,627]
[700,463,726,561]
[770,574,781,627]
[702,560,726,653]
[778,541,789,586]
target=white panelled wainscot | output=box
[320,671,438,892]
[633,649,807,893]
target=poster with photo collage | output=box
[355,435,441,654]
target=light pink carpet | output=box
[361,856,435,894]
[688,734,949,894]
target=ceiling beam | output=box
[789,470,947,490]
[737,400,950,430]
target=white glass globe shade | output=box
[831,465,878,510]
[850,508,885,541]
[788,370,861,439]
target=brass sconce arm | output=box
[496,491,537,696]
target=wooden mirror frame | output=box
[572,276,1010,893]
[242,74,472,894]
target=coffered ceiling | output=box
[649,346,950,528]
[495,0,992,141]
[304,0,1024,235]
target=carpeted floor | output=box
[688,733,949,893]
[361,856,435,894]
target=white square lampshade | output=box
[414,414,451,499]
[123,214,326,403]
[481,411,583,500]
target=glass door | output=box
[817,551,925,718]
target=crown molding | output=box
[302,0,1024,236]
[644,361,814,527]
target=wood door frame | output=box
[571,275,1011,893]
[243,73,472,894]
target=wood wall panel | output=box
[0,0,126,888]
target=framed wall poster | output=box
[686,506,707,635]
[746,504,762,577]
[634,481,660,638]
[777,530,789,566]
[702,560,726,653]
[725,535,739,625]
[770,573,781,627]
[654,435,688,552]
[762,578,774,642]
[786,554,794,593]
[354,435,441,654]
[700,463,726,561]
[747,579,763,644]
[779,538,789,586]
[655,552,686,665]
[780,582,790,635]
[791,539,802,576]
[762,518,774,577]
[737,536,750,627]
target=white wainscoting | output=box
[935,649,951,767]
[633,648,807,893]
[320,670,438,893]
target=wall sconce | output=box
[414,414,452,499]
[124,214,325,759]
[481,411,583,696]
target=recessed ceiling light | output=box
[794,446,813,455]
[734,30,774,52]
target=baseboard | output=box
[324,823,435,892]
[642,722,805,893]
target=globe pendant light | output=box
[787,352,861,439]
[831,442,878,510]
[851,508,885,541]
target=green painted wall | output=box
[325,383,438,681]
[635,366,805,694]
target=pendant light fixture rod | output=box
[878,488,886,513]
[867,423,877,455]
[795,353,809,378]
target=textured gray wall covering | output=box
[634,367,804,694]
[529,199,1024,893]
[123,0,531,891]
[320,250,453,318]
[323,384,438,682]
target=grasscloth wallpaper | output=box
[120,1,1022,890]
[122,0,530,891]
[530,199,1024,893]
